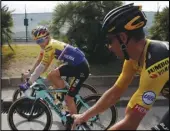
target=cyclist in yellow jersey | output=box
[19,26,90,129]
[72,3,169,130]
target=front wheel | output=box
[8,97,52,130]
[77,94,118,130]
[12,88,35,102]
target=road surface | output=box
[1,87,169,130]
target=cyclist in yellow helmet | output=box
[20,26,90,129]
[72,3,169,130]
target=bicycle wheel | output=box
[8,97,52,130]
[77,94,118,130]
[12,88,45,119]
[79,84,98,98]
[12,88,35,102]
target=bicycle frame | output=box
[24,77,95,123]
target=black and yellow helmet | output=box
[102,3,147,35]
[32,26,50,40]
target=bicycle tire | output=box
[12,88,22,102]
[12,88,35,102]
[12,88,45,119]
[80,83,98,95]
[8,97,52,130]
[77,94,118,130]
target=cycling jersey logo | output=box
[80,73,85,78]
[159,123,169,130]
[72,79,80,87]
[142,91,156,105]
[147,58,169,79]
[133,104,148,115]
[64,54,75,61]
[45,46,52,52]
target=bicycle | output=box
[12,75,98,102]
[12,75,98,121]
[7,77,118,130]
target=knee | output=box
[47,69,60,80]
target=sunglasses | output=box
[36,37,46,44]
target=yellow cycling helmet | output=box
[32,26,50,40]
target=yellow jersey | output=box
[115,39,169,114]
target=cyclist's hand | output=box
[71,113,88,130]
[22,70,31,80]
[19,82,30,92]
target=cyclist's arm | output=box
[108,58,169,130]
[81,60,137,121]
[29,49,44,74]
[28,45,54,84]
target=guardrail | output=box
[12,38,33,42]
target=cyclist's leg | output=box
[50,64,78,115]
[65,62,89,129]
[151,109,169,130]
[67,60,90,97]
[47,63,70,89]
[66,62,89,114]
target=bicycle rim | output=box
[79,84,98,98]
[8,97,52,130]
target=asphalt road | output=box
[1,87,169,130]
[1,105,168,130]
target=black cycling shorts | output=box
[57,61,89,97]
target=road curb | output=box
[1,75,140,88]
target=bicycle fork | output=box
[27,99,40,121]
